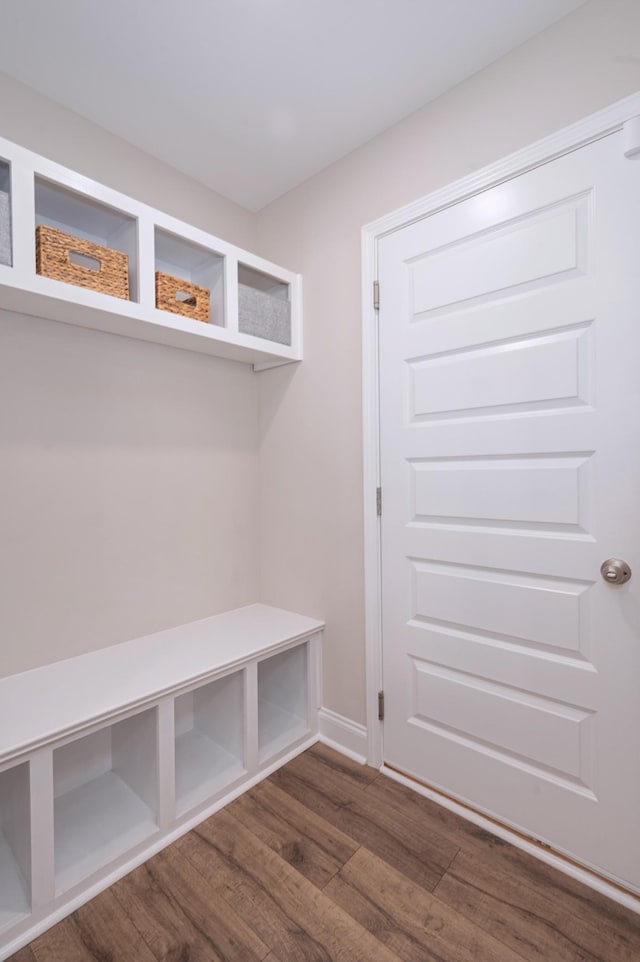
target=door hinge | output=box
[376,486,382,516]
[373,279,380,311]
[378,690,385,721]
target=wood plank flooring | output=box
[12,743,640,961]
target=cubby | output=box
[0,763,30,932]
[154,228,224,326]
[53,708,158,894]
[238,263,291,345]
[0,135,301,367]
[34,176,139,301]
[174,671,245,815]
[258,643,309,762]
[0,160,11,267]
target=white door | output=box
[378,130,640,893]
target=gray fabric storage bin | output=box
[0,190,11,267]
[238,283,291,346]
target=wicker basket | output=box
[155,271,210,323]
[36,225,130,300]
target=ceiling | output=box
[0,0,586,211]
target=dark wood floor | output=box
[11,743,640,961]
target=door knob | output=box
[600,559,632,585]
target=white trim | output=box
[361,88,640,873]
[382,766,640,914]
[363,90,640,240]
[318,708,368,765]
[361,227,383,768]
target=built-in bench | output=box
[0,603,323,960]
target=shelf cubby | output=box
[34,176,139,301]
[174,670,245,815]
[154,227,224,326]
[53,708,158,894]
[238,263,291,345]
[0,763,30,931]
[258,643,309,762]
[0,160,11,267]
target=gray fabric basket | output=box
[0,190,11,267]
[238,283,291,346]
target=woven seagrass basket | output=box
[36,225,130,300]
[155,271,210,323]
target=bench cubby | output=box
[0,604,323,960]
[258,644,309,762]
[0,762,30,933]
[174,670,245,815]
[53,708,158,894]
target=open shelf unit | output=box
[0,604,322,961]
[0,135,302,369]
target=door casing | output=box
[360,89,640,912]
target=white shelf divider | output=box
[8,157,35,276]
[224,252,239,335]
[156,698,176,833]
[137,214,157,316]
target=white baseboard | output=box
[318,707,368,764]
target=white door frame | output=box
[360,90,640,909]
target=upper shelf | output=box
[0,136,302,369]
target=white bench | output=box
[0,603,323,960]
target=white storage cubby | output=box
[0,135,302,368]
[174,670,245,815]
[0,605,322,961]
[0,763,30,931]
[258,643,309,762]
[35,176,139,301]
[53,708,158,894]
[0,159,11,267]
[154,228,225,326]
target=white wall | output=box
[255,0,640,727]
[3,0,640,696]
[0,73,260,676]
